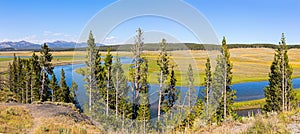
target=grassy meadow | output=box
[1,48,300,85]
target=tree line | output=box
[70,43,300,52]
[83,28,241,133]
[7,44,78,106]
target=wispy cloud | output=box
[1,31,78,44]
[1,35,40,43]
[102,36,119,45]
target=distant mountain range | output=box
[0,41,104,50]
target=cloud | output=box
[43,31,52,36]
[53,33,63,36]
[1,35,39,43]
[1,31,78,44]
[43,31,71,37]
[102,36,119,45]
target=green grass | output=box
[295,88,300,101]
[233,88,300,110]
[0,58,12,62]
[233,98,266,110]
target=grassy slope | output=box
[0,106,33,133]
[0,103,101,133]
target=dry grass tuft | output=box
[0,105,33,133]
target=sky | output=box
[0,0,299,44]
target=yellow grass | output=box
[34,116,101,134]
[1,48,300,85]
[0,105,33,133]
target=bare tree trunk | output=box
[115,71,119,118]
[89,67,92,112]
[122,111,125,131]
[143,109,146,134]
[188,84,191,130]
[282,51,285,112]
[26,83,28,103]
[134,53,140,100]
[31,78,33,103]
[41,69,45,101]
[133,44,140,118]
[106,67,110,116]
[52,88,54,102]
[206,83,209,107]
[224,60,227,119]
[158,71,163,121]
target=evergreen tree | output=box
[264,33,295,112]
[7,55,18,102]
[157,38,169,121]
[136,59,150,134]
[213,37,236,123]
[0,73,4,91]
[185,64,197,129]
[85,31,98,112]
[104,48,113,116]
[193,99,204,118]
[24,59,32,103]
[39,43,53,101]
[49,73,59,102]
[204,58,213,124]
[70,81,79,106]
[112,56,129,118]
[30,53,41,102]
[162,65,179,112]
[16,57,24,103]
[59,69,70,103]
[132,28,144,118]
[8,54,17,95]
[204,58,212,105]
[93,49,106,116]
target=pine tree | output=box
[136,59,150,134]
[93,49,106,116]
[132,28,144,118]
[85,31,97,112]
[162,65,179,112]
[39,43,53,101]
[204,58,212,105]
[104,48,113,116]
[112,56,129,118]
[264,33,295,112]
[8,54,17,95]
[49,73,59,102]
[193,99,204,118]
[30,53,41,102]
[70,81,79,106]
[0,73,4,91]
[12,54,17,94]
[24,59,32,103]
[17,57,27,103]
[213,37,236,123]
[157,38,169,121]
[204,58,213,124]
[60,69,70,103]
[185,64,197,130]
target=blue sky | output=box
[0,0,299,44]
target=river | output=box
[51,57,300,109]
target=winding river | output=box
[50,57,300,108]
